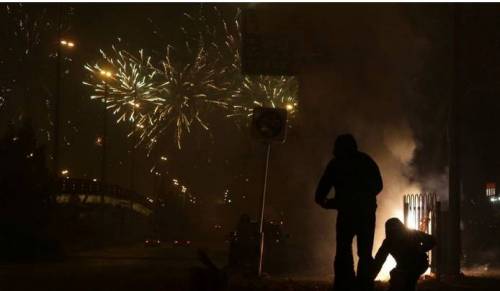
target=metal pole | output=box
[130,87,137,192]
[53,4,62,177]
[101,83,108,203]
[448,3,462,275]
[130,143,135,191]
[258,143,271,276]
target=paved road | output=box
[0,242,227,291]
[1,243,500,291]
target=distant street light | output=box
[60,39,75,48]
[100,70,113,78]
[53,36,76,178]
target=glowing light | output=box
[60,39,75,48]
[61,169,69,176]
[99,70,113,78]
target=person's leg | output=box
[356,211,376,291]
[405,269,425,291]
[388,268,406,291]
[334,212,356,291]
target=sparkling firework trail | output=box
[84,43,226,149]
[84,6,298,150]
[83,46,162,128]
[206,7,299,119]
[2,4,73,142]
[141,44,227,149]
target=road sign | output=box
[251,107,287,143]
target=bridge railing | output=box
[56,178,153,215]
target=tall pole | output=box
[53,4,62,177]
[258,143,271,276]
[130,142,135,191]
[101,83,108,203]
[448,3,462,275]
[130,87,137,192]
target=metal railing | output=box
[403,193,440,274]
[56,178,152,215]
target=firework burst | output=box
[138,43,227,149]
[83,46,161,127]
[84,6,298,150]
[204,6,299,120]
[84,42,227,149]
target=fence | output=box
[403,193,440,274]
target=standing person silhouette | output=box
[315,134,383,291]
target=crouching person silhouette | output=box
[315,134,383,291]
[372,218,436,291]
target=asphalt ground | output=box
[0,243,499,291]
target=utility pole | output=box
[53,4,62,177]
[448,3,462,276]
[53,4,74,178]
[130,86,138,192]
[101,83,108,186]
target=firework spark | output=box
[204,7,299,120]
[84,6,298,150]
[84,43,226,149]
[138,43,227,149]
[83,46,162,126]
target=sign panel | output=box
[251,107,287,143]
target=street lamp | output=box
[60,39,75,48]
[129,84,139,193]
[99,69,113,203]
[53,37,75,179]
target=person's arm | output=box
[372,239,390,279]
[315,160,335,208]
[415,231,436,252]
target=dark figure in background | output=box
[372,218,436,291]
[315,134,383,291]
[228,214,259,274]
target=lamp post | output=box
[130,86,139,192]
[53,38,75,178]
[99,70,113,203]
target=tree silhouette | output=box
[0,118,55,260]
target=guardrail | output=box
[56,178,152,215]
